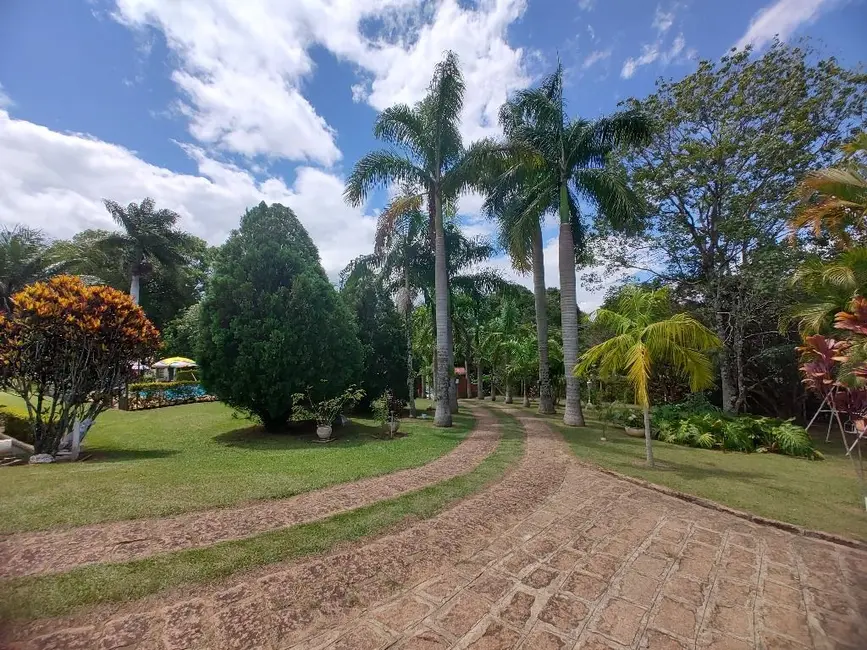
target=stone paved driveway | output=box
[3,407,865,649]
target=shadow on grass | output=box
[82,449,180,463]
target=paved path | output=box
[3,405,866,649]
[0,410,500,579]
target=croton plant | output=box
[799,297,867,434]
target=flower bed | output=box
[121,381,216,411]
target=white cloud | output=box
[0,110,375,279]
[582,48,612,70]
[735,0,839,50]
[578,0,595,10]
[652,5,675,33]
[111,0,532,161]
[0,83,12,109]
[621,44,661,78]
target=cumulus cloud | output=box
[112,0,532,161]
[735,0,840,50]
[0,110,375,279]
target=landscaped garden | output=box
[1,36,865,649]
[0,393,472,533]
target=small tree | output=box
[0,275,160,455]
[575,286,721,466]
[198,202,363,431]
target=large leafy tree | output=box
[198,202,362,431]
[100,197,188,304]
[609,41,867,412]
[490,63,651,426]
[344,51,485,427]
[339,257,408,410]
[576,286,721,466]
[0,226,68,313]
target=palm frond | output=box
[344,151,427,206]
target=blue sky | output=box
[0,0,864,306]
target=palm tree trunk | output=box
[476,359,484,400]
[404,261,416,418]
[558,191,585,427]
[505,375,513,404]
[447,315,458,414]
[433,189,452,427]
[522,380,530,407]
[129,273,141,304]
[532,223,555,415]
[643,402,654,466]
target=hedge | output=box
[122,381,215,411]
[0,405,33,444]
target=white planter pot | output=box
[624,426,645,438]
[316,425,333,440]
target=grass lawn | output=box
[0,393,472,534]
[0,406,524,622]
[508,400,867,541]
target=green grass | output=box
[0,406,524,622]
[508,400,867,541]
[0,393,472,533]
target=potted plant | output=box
[607,402,644,437]
[292,385,365,440]
[373,389,406,438]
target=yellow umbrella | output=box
[152,357,197,369]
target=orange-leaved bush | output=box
[0,275,161,455]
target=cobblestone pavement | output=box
[0,410,501,579]
[3,406,865,650]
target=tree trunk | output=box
[643,402,654,467]
[491,380,497,401]
[464,358,470,398]
[476,359,484,400]
[505,375,513,404]
[433,188,452,427]
[558,208,585,427]
[522,379,530,407]
[129,273,141,305]
[532,223,555,415]
[712,280,736,413]
[404,261,416,418]
[447,316,458,414]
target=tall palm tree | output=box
[789,247,867,334]
[0,225,69,312]
[101,197,186,304]
[345,52,485,427]
[576,286,721,466]
[495,64,651,426]
[792,133,867,248]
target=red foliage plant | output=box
[0,275,161,454]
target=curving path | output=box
[3,405,866,649]
[0,409,501,579]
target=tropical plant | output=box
[100,197,188,304]
[0,275,161,455]
[371,389,406,437]
[198,202,363,431]
[344,51,488,427]
[506,330,539,407]
[481,297,522,403]
[792,133,867,248]
[0,225,69,313]
[490,63,651,426]
[292,385,365,428]
[789,247,867,334]
[575,285,721,465]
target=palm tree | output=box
[490,63,651,426]
[482,297,522,403]
[575,286,721,466]
[0,225,69,312]
[507,330,539,407]
[345,52,486,427]
[789,247,867,334]
[101,197,186,304]
[792,133,867,248]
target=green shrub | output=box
[0,405,33,444]
[199,202,363,431]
